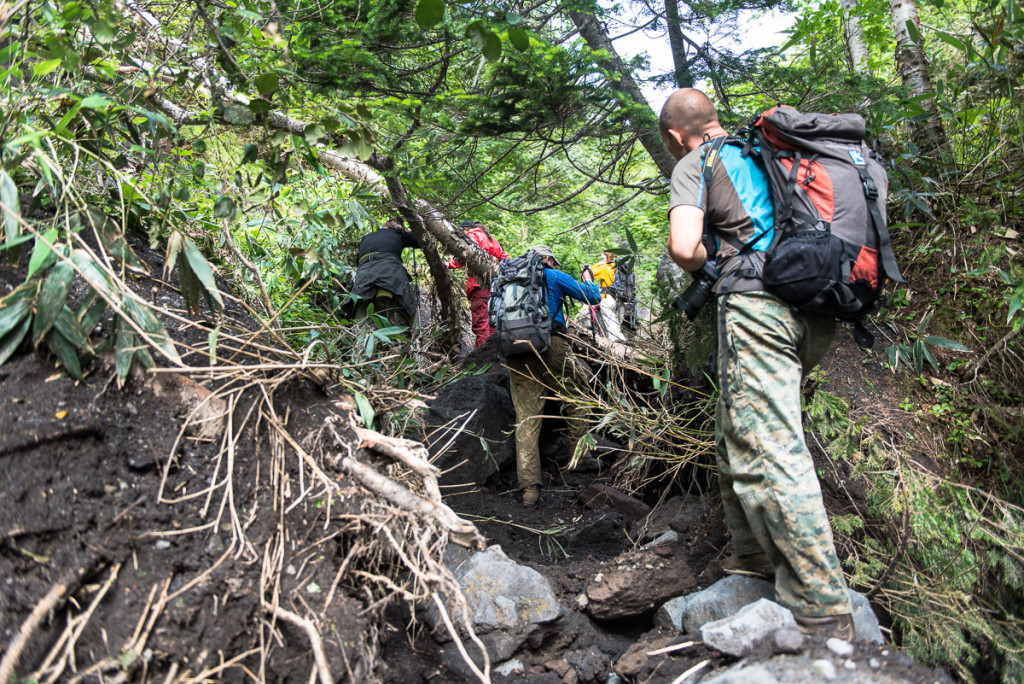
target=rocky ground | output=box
[0,235,958,684]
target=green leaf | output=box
[415,0,444,28]
[932,29,966,52]
[255,72,279,96]
[115,323,136,386]
[0,170,20,245]
[28,230,61,277]
[122,298,181,365]
[912,339,927,373]
[373,325,408,337]
[54,305,89,350]
[33,260,74,344]
[32,59,62,77]
[46,328,83,380]
[0,314,31,365]
[508,26,529,52]
[72,249,118,300]
[481,31,501,61]
[91,18,116,44]
[77,290,108,333]
[0,294,32,339]
[465,20,488,49]
[208,324,220,365]
[213,195,236,219]
[1008,292,1023,324]
[182,238,224,312]
[923,336,971,352]
[916,309,935,336]
[303,123,325,144]
[242,143,259,163]
[352,391,375,429]
[905,19,921,45]
[505,11,523,26]
[80,93,113,109]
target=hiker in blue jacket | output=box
[506,245,601,507]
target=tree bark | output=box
[664,0,694,88]
[568,10,678,177]
[889,0,948,155]
[841,0,872,75]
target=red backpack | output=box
[748,106,906,337]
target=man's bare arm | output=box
[667,205,707,273]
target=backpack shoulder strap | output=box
[857,165,906,284]
[700,136,751,255]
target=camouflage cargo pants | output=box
[507,335,593,489]
[716,291,853,617]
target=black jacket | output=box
[352,228,421,317]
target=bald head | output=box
[658,89,726,159]
[659,89,719,139]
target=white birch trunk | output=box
[889,0,948,154]
[841,0,872,75]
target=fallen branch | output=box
[336,455,486,550]
[356,426,442,502]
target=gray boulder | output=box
[851,590,885,644]
[655,575,885,644]
[655,575,774,633]
[700,598,798,657]
[431,545,561,662]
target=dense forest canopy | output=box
[1,0,1023,680]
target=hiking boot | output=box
[523,485,541,508]
[721,551,776,579]
[794,613,856,641]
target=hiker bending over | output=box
[448,220,509,347]
[352,219,421,328]
[504,245,601,508]
[659,88,855,641]
[589,249,627,342]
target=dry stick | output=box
[431,592,491,684]
[669,659,711,684]
[221,220,274,315]
[33,563,123,684]
[0,559,98,684]
[264,605,333,684]
[646,640,698,656]
[967,326,1020,383]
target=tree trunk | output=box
[568,10,678,177]
[889,0,948,155]
[841,0,872,75]
[664,0,694,88]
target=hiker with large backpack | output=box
[659,89,899,642]
[448,220,509,347]
[491,245,601,507]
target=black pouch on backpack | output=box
[763,229,875,319]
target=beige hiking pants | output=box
[506,335,594,489]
